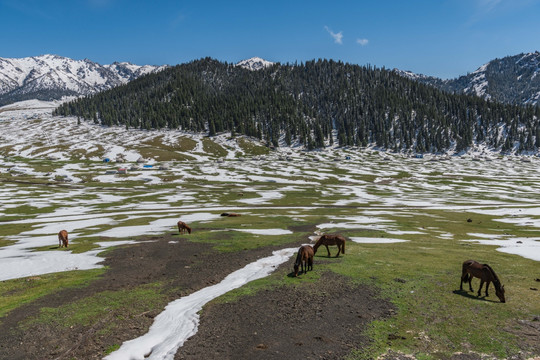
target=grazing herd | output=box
[55,218,507,303]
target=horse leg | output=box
[485,281,490,297]
[335,244,341,257]
[460,269,467,291]
[477,280,484,297]
[468,275,473,292]
[325,245,331,257]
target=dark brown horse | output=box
[460,260,505,303]
[177,221,192,234]
[220,212,241,217]
[58,230,68,248]
[294,245,314,277]
[313,234,345,257]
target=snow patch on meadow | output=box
[0,238,137,281]
[463,237,540,262]
[95,213,221,238]
[105,247,297,360]
[350,237,409,244]
[231,228,293,235]
[237,190,284,204]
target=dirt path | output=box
[0,233,394,359]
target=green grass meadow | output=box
[1,137,539,359]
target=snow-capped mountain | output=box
[236,57,274,71]
[0,54,166,106]
[393,69,441,83]
[395,51,540,106]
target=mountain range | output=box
[0,54,166,106]
[395,51,540,106]
[1,53,540,108]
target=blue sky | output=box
[0,0,539,79]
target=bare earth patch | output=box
[176,272,394,360]
[0,234,298,359]
[0,233,396,360]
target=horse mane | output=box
[313,237,323,251]
[483,264,501,287]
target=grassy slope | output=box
[206,209,540,359]
[0,269,105,321]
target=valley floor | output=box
[1,101,540,359]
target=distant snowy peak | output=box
[236,57,274,71]
[393,69,437,82]
[105,62,168,83]
[0,54,166,105]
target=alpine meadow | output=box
[2,1,540,358]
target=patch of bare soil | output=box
[176,271,395,360]
[0,234,298,360]
[506,317,540,358]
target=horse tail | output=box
[295,248,302,266]
[462,272,470,282]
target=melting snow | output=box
[231,228,293,235]
[463,237,540,262]
[105,247,297,360]
[350,237,408,244]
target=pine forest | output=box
[54,58,540,154]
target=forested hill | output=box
[54,58,540,154]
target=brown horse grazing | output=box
[177,221,192,234]
[460,260,505,303]
[313,234,346,257]
[58,230,68,248]
[294,245,314,277]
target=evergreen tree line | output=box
[53,57,540,153]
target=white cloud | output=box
[324,26,343,45]
[356,38,369,46]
